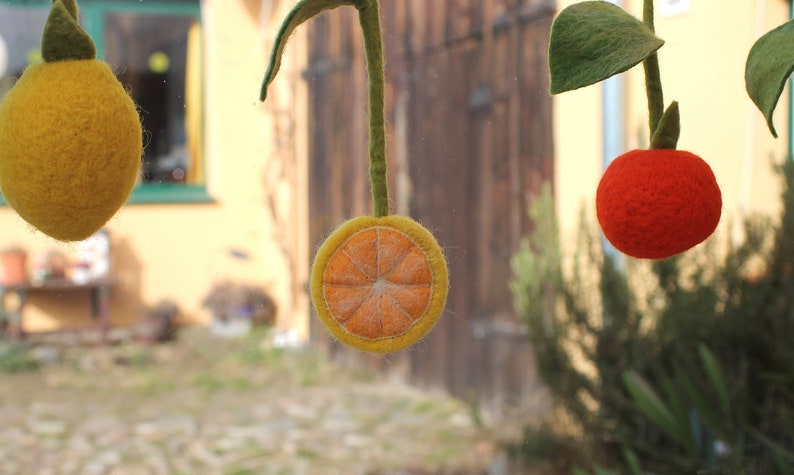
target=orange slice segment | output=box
[310,215,449,353]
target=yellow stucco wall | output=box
[0,0,310,338]
[554,0,791,250]
[5,0,791,336]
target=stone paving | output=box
[0,329,502,475]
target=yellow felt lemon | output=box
[0,0,141,242]
[310,215,449,353]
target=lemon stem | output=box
[359,0,390,217]
[642,0,664,143]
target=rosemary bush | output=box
[511,169,794,474]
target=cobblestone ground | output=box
[0,328,500,475]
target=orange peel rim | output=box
[310,215,449,353]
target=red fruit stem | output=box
[642,0,665,145]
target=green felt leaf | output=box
[549,1,664,94]
[650,101,680,150]
[42,0,95,62]
[745,18,794,138]
[260,0,368,101]
[59,0,79,20]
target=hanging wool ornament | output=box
[596,149,722,259]
[550,0,722,259]
[261,0,448,352]
[0,0,141,241]
[311,215,448,353]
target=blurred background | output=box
[0,0,793,474]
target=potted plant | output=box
[201,281,277,337]
[0,246,28,286]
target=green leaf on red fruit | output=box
[745,18,794,138]
[549,1,664,95]
[650,101,680,150]
[260,0,368,101]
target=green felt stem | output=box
[642,0,665,145]
[359,0,390,217]
[42,0,96,62]
[259,0,389,217]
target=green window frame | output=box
[0,0,212,205]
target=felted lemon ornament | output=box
[262,0,449,353]
[549,0,722,259]
[0,0,141,241]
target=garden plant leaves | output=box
[549,1,664,95]
[746,18,794,138]
[622,370,690,447]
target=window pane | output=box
[103,12,200,184]
[0,6,48,100]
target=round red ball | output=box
[596,149,722,259]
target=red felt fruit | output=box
[596,149,722,259]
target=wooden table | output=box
[0,277,118,344]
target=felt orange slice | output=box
[310,215,448,353]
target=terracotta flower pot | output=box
[0,250,28,286]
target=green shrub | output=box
[510,167,794,474]
[0,341,39,373]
